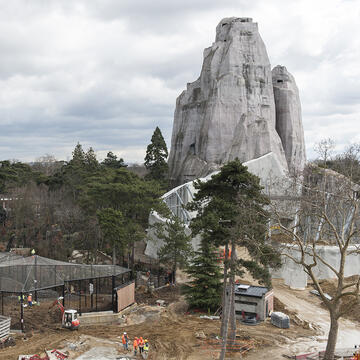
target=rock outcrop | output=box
[168,17,306,185]
[272,65,306,174]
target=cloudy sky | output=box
[0,0,359,163]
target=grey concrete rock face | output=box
[168,17,292,185]
[272,65,306,174]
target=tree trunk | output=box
[220,242,229,338]
[323,312,339,360]
[219,284,232,360]
[131,242,135,272]
[229,240,237,343]
[173,262,177,285]
[112,243,116,265]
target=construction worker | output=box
[27,293,32,307]
[139,337,144,354]
[144,339,149,354]
[133,337,138,356]
[121,332,129,351]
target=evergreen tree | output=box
[97,207,125,265]
[0,160,38,193]
[85,147,99,170]
[187,159,281,357]
[144,127,168,186]
[155,215,192,284]
[71,143,86,167]
[81,168,166,269]
[102,151,127,168]
[183,240,223,311]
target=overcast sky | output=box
[0,0,359,163]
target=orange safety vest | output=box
[27,295,32,302]
[133,339,138,349]
[139,338,144,347]
[122,335,127,344]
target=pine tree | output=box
[183,240,223,311]
[155,215,192,284]
[71,143,86,167]
[102,151,127,168]
[97,207,125,265]
[187,159,281,358]
[85,147,99,170]
[144,127,168,186]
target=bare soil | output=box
[311,276,360,324]
[0,284,317,360]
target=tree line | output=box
[0,126,169,266]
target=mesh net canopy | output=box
[0,254,130,293]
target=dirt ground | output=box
[0,285,318,360]
[1,294,113,332]
[312,276,360,324]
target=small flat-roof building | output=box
[234,284,273,321]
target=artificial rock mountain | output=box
[168,17,306,185]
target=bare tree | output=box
[314,138,336,166]
[272,145,360,360]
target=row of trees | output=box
[0,126,169,265]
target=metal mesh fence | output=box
[0,255,131,293]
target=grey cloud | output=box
[1,0,360,163]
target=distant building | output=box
[233,284,273,322]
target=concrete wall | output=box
[272,245,360,289]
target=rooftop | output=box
[234,284,269,298]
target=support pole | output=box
[62,284,65,307]
[1,292,3,315]
[34,256,38,303]
[111,276,115,312]
[90,279,93,309]
[96,278,98,312]
[20,292,24,332]
[78,280,81,315]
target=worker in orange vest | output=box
[27,293,32,307]
[121,332,129,351]
[139,337,144,354]
[133,337,138,356]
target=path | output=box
[273,280,360,356]
[247,281,360,360]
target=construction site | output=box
[1,11,360,360]
[0,246,358,360]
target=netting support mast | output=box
[78,280,81,315]
[20,291,24,332]
[111,275,115,312]
[34,255,38,302]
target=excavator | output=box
[49,297,80,330]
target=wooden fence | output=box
[116,281,135,313]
